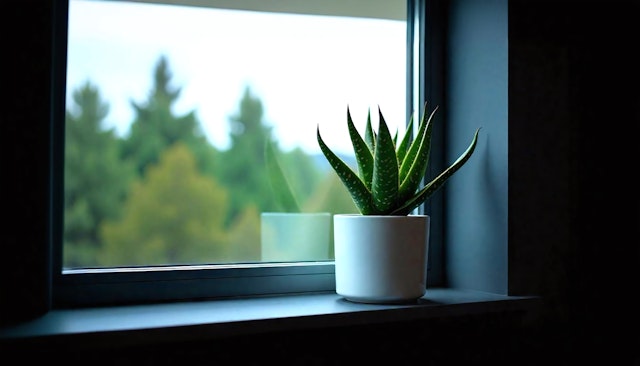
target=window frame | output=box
[51,0,443,308]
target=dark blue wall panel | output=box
[445,0,509,294]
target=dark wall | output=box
[509,0,639,322]
[507,0,639,363]
[446,0,510,295]
[2,1,54,324]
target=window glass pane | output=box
[64,0,407,269]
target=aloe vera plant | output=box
[317,104,480,216]
[265,137,301,212]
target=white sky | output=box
[66,0,407,154]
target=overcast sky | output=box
[66,0,407,154]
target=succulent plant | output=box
[265,136,301,212]
[317,104,480,216]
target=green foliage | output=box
[317,104,480,216]
[265,137,301,212]
[121,55,218,178]
[225,205,261,262]
[64,53,363,266]
[303,173,359,214]
[64,81,135,267]
[216,86,277,224]
[278,147,325,210]
[99,143,230,266]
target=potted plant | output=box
[261,138,332,262]
[317,103,480,303]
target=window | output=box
[53,0,435,307]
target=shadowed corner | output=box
[334,296,439,306]
[416,297,439,306]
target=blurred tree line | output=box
[64,55,357,268]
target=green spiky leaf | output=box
[317,125,375,214]
[397,106,438,203]
[364,108,376,153]
[391,127,481,215]
[348,107,374,190]
[395,113,414,164]
[371,109,399,213]
[318,104,480,216]
[265,137,301,213]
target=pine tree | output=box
[121,54,218,178]
[216,86,278,224]
[64,81,135,267]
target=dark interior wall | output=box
[445,0,510,296]
[507,0,575,310]
[509,0,639,318]
[508,0,585,326]
[506,0,639,362]
[2,1,54,324]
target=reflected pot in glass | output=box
[260,212,333,262]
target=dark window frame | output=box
[50,0,446,309]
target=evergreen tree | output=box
[121,54,218,178]
[64,81,135,268]
[99,143,229,266]
[217,86,277,224]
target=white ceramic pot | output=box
[261,212,332,262]
[333,214,430,304]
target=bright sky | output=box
[66,0,407,154]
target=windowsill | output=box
[0,287,539,351]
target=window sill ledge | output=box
[0,288,539,351]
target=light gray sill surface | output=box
[0,288,538,349]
